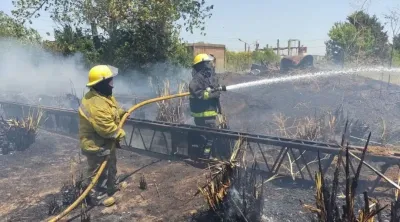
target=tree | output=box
[12,0,213,72]
[252,48,280,65]
[0,11,40,42]
[347,11,388,49]
[12,0,213,35]
[43,25,100,66]
[325,22,359,64]
[385,9,400,67]
[394,34,400,51]
[348,11,389,62]
[326,11,389,65]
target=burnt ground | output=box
[1,71,400,221]
[0,132,397,222]
[0,131,210,222]
[219,72,400,144]
[218,72,400,221]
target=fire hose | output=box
[47,86,227,222]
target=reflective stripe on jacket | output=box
[79,89,126,153]
[191,110,219,118]
[189,71,220,118]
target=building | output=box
[186,43,226,73]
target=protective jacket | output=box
[79,89,126,153]
[189,70,221,118]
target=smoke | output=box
[0,38,87,98]
[0,38,192,106]
[113,63,192,98]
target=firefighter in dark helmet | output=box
[189,54,226,159]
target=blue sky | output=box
[1,0,399,55]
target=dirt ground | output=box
[0,131,210,222]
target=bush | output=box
[226,51,252,73]
[225,49,280,73]
[393,50,400,67]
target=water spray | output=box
[224,67,400,91]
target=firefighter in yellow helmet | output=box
[79,65,127,206]
[189,54,226,159]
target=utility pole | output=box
[277,39,280,56]
[238,38,249,52]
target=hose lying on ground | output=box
[48,92,190,222]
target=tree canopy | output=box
[0,11,41,42]
[11,0,214,73]
[395,34,400,51]
[325,11,389,65]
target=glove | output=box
[210,90,221,98]
[97,148,111,157]
[116,141,122,149]
[116,129,126,141]
[206,87,212,92]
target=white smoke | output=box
[0,38,192,107]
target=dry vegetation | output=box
[303,142,400,222]
[0,108,43,154]
[271,106,369,143]
[46,155,91,221]
[197,138,243,210]
[155,79,188,123]
[194,137,265,221]
[268,105,400,221]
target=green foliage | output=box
[0,11,40,42]
[348,11,389,59]
[348,11,388,47]
[326,11,389,65]
[393,50,400,67]
[252,49,280,64]
[226,51,252,72]
[11,0,212,73]
[106,23,191,72]
[226,49,280,72]
[394,34,400,51]
[325,22,357,64]
[12,0,213,35]
[42,26,99,66]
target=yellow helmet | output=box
[86,65,118,87]
[193,53,214,66]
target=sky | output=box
[1,0,399,55]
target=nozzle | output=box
[209,85,227,93]
[219,85,227,91]
[212,85,226,92]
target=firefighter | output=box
[78,65,127,207]
[189,54,225,159]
